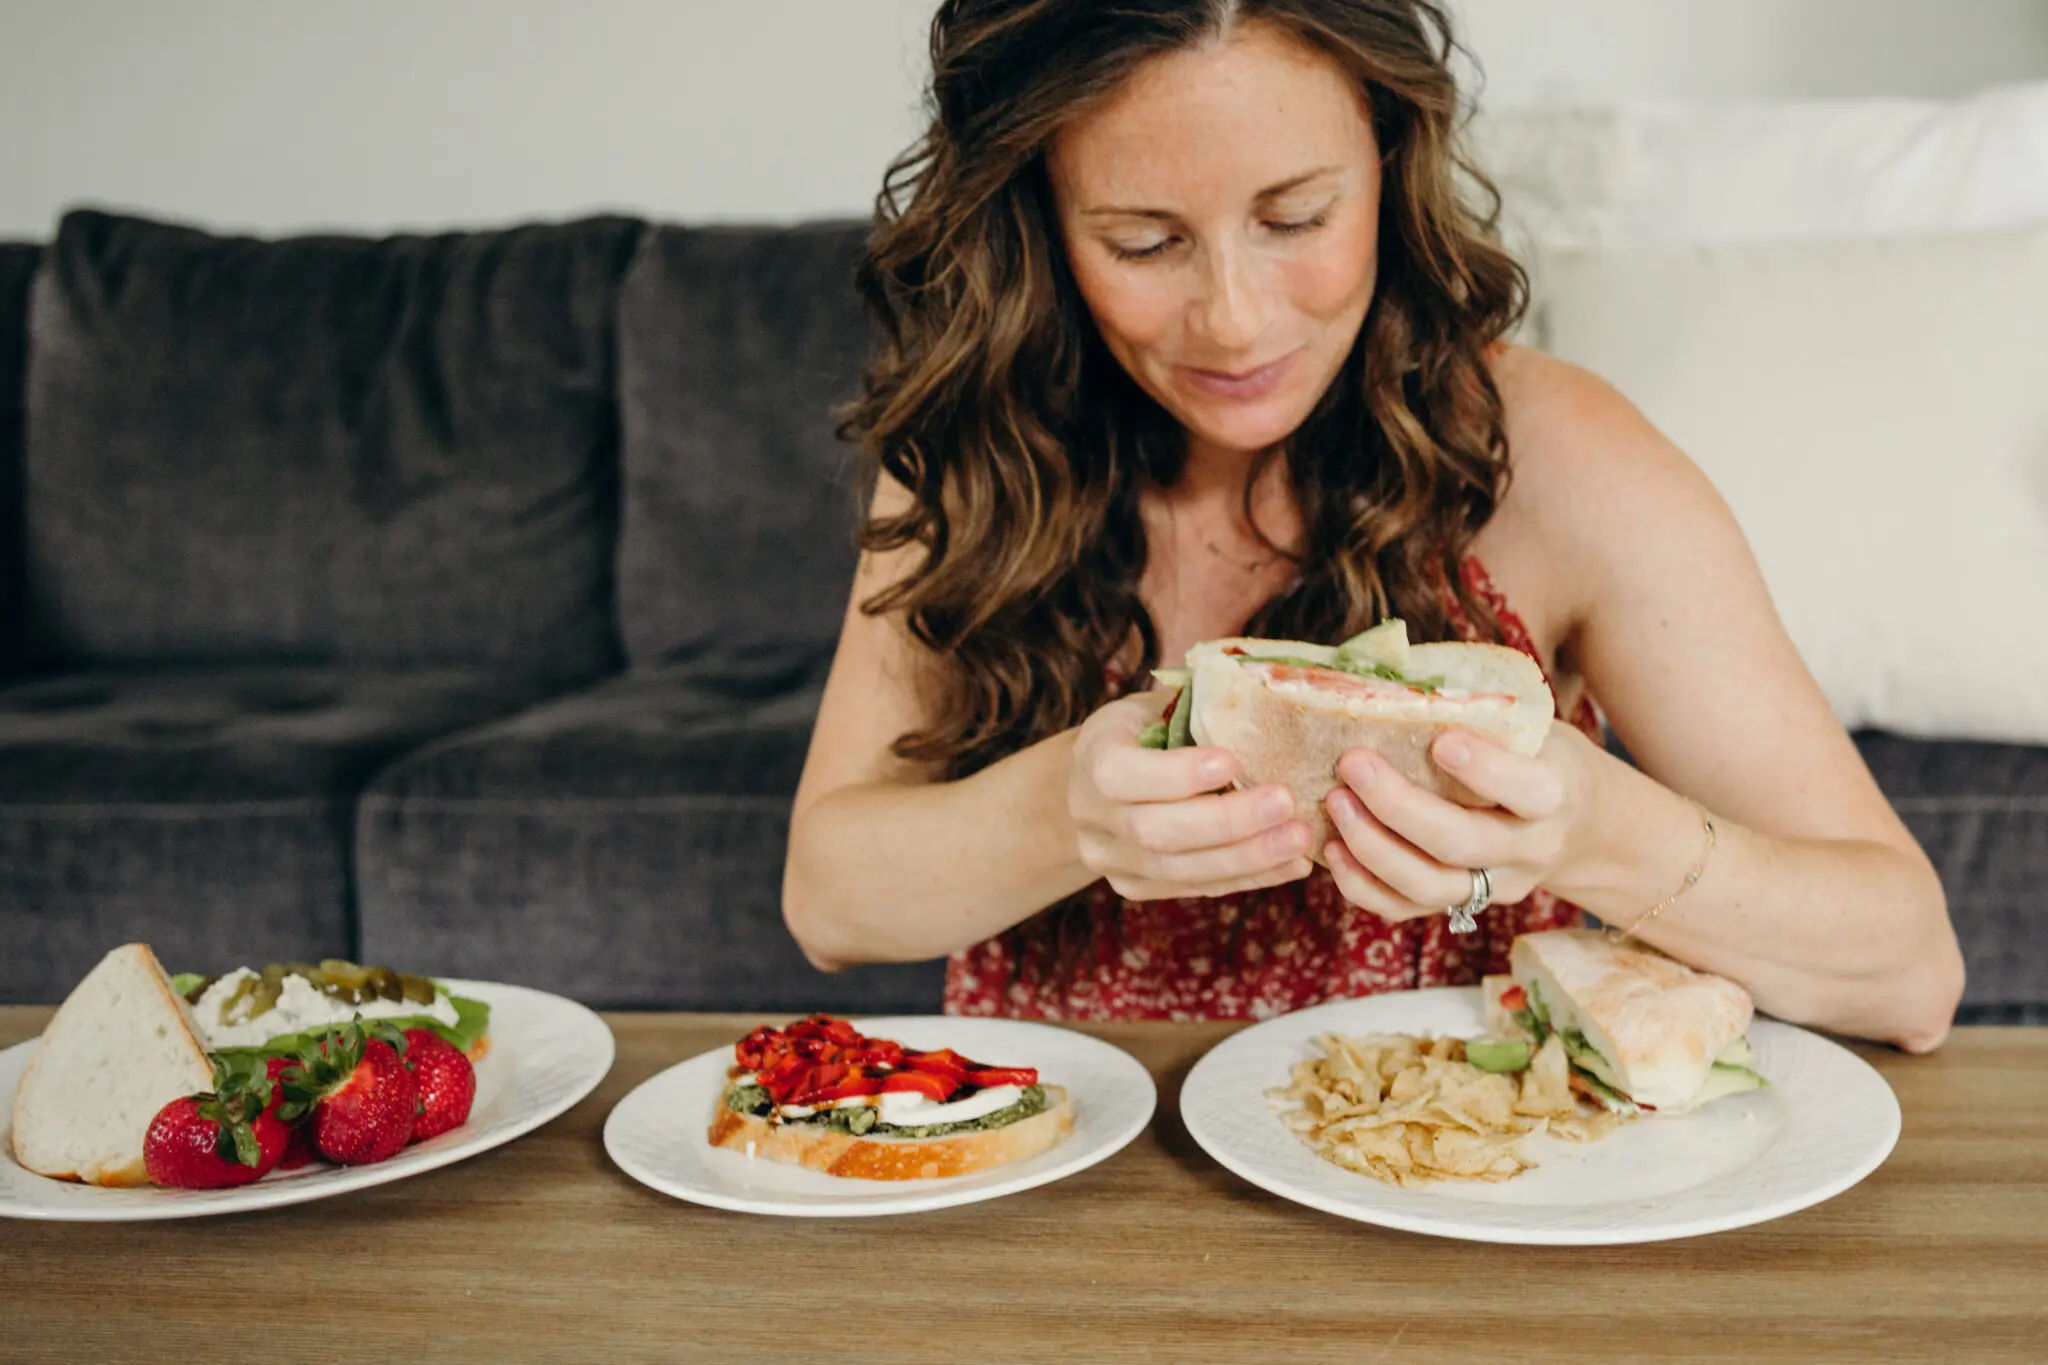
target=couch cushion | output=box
[0,667,548,1004]
[1857,731,2048,1022]
[355,672,945,1010]
[1536,226,2048,746]
[0,243,37,683]
[24,209,641,681]
[614,222,872,686]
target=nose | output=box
[1191,241,1266,353]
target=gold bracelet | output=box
[1612,802,1716,941]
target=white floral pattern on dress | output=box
[944,558,1603,1021]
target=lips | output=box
[1179,350,1300,401]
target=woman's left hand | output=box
[1322,725,1598,921]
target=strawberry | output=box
[264,1055,316,1170]
[143,1057,290,1189]
[277,1019,416,1165]
[401,1028,476,1143]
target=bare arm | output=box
[1321,351,1961,1051]
[781,496,1093,970]
[782,483,1312,971]
[1512,353,1963,1049]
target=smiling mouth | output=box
[1180,351,1300,400]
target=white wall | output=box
[2,0,2045,238]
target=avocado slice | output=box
[1560,1028,1630,1095]
[1336,618,1411,673]
[1464,1038,1533,1073]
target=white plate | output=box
[605,1016,1155,1217]
[1180,987,1900,1245]
[0,979,613,1221]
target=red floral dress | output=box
[943,558,1603,1021]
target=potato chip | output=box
[1268,1029,1633,1187]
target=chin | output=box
[1177,397,1318,456]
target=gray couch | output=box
[0,209,2040,1023]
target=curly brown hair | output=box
[842,0,1527,782]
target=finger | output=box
[1323,838,1437,922]
[1121,783,1302,857]
[1325,786,1470,910]
[1111,855,1315,903]
[1430,728,1566,822]
[1336,749,1528,872]
[1121,810,1314,885]
[1090,741,1243,805]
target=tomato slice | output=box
[1499,984,1528,1012]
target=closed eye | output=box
[1267,211,1329,236]
[1109,237,1177,262]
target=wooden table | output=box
[2,1011,2044,1363]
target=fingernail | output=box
[1201,757,1231,784]
[1260,789,1295,821]
[1439,739,1469,767]
[1347,755,1376,787]
[1268,824,1307,857]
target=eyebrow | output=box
[1079,166,1345,220]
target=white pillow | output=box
[1533,226,2048,745]
[1475,80,2048,250]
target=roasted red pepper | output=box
[736,1016,1038,1108]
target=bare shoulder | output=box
[1485,347,1912,849]
[1484,344,1733,625]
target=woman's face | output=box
[1049,24,1383,461]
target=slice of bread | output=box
[707,1085,1076,1181]
[1187,638,1554,864]
[10,943,215,1186]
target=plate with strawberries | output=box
[0,945,614,1220]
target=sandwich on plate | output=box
[1481,929,1768,1114]
[1144,619,1554,862]
[709,1014,1074,1180]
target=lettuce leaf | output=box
[211,993,490,1069]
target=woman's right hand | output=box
[1068,691,1315,901]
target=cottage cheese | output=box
[193,968,460,1050]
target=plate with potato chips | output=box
[1180,987,1899,1245]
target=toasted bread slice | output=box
[1186,638,1554,865]
[707,1085,1076,1181]
[10,944,215,1186]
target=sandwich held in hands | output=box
[1140,618,1554,865]
[709,1014,1074,1180]
[1481,929,1768,1114]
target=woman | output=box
[782,0,1963,1050]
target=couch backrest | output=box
[23,209,642,682]
[0,243,37,683]
[613,221,872,688]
